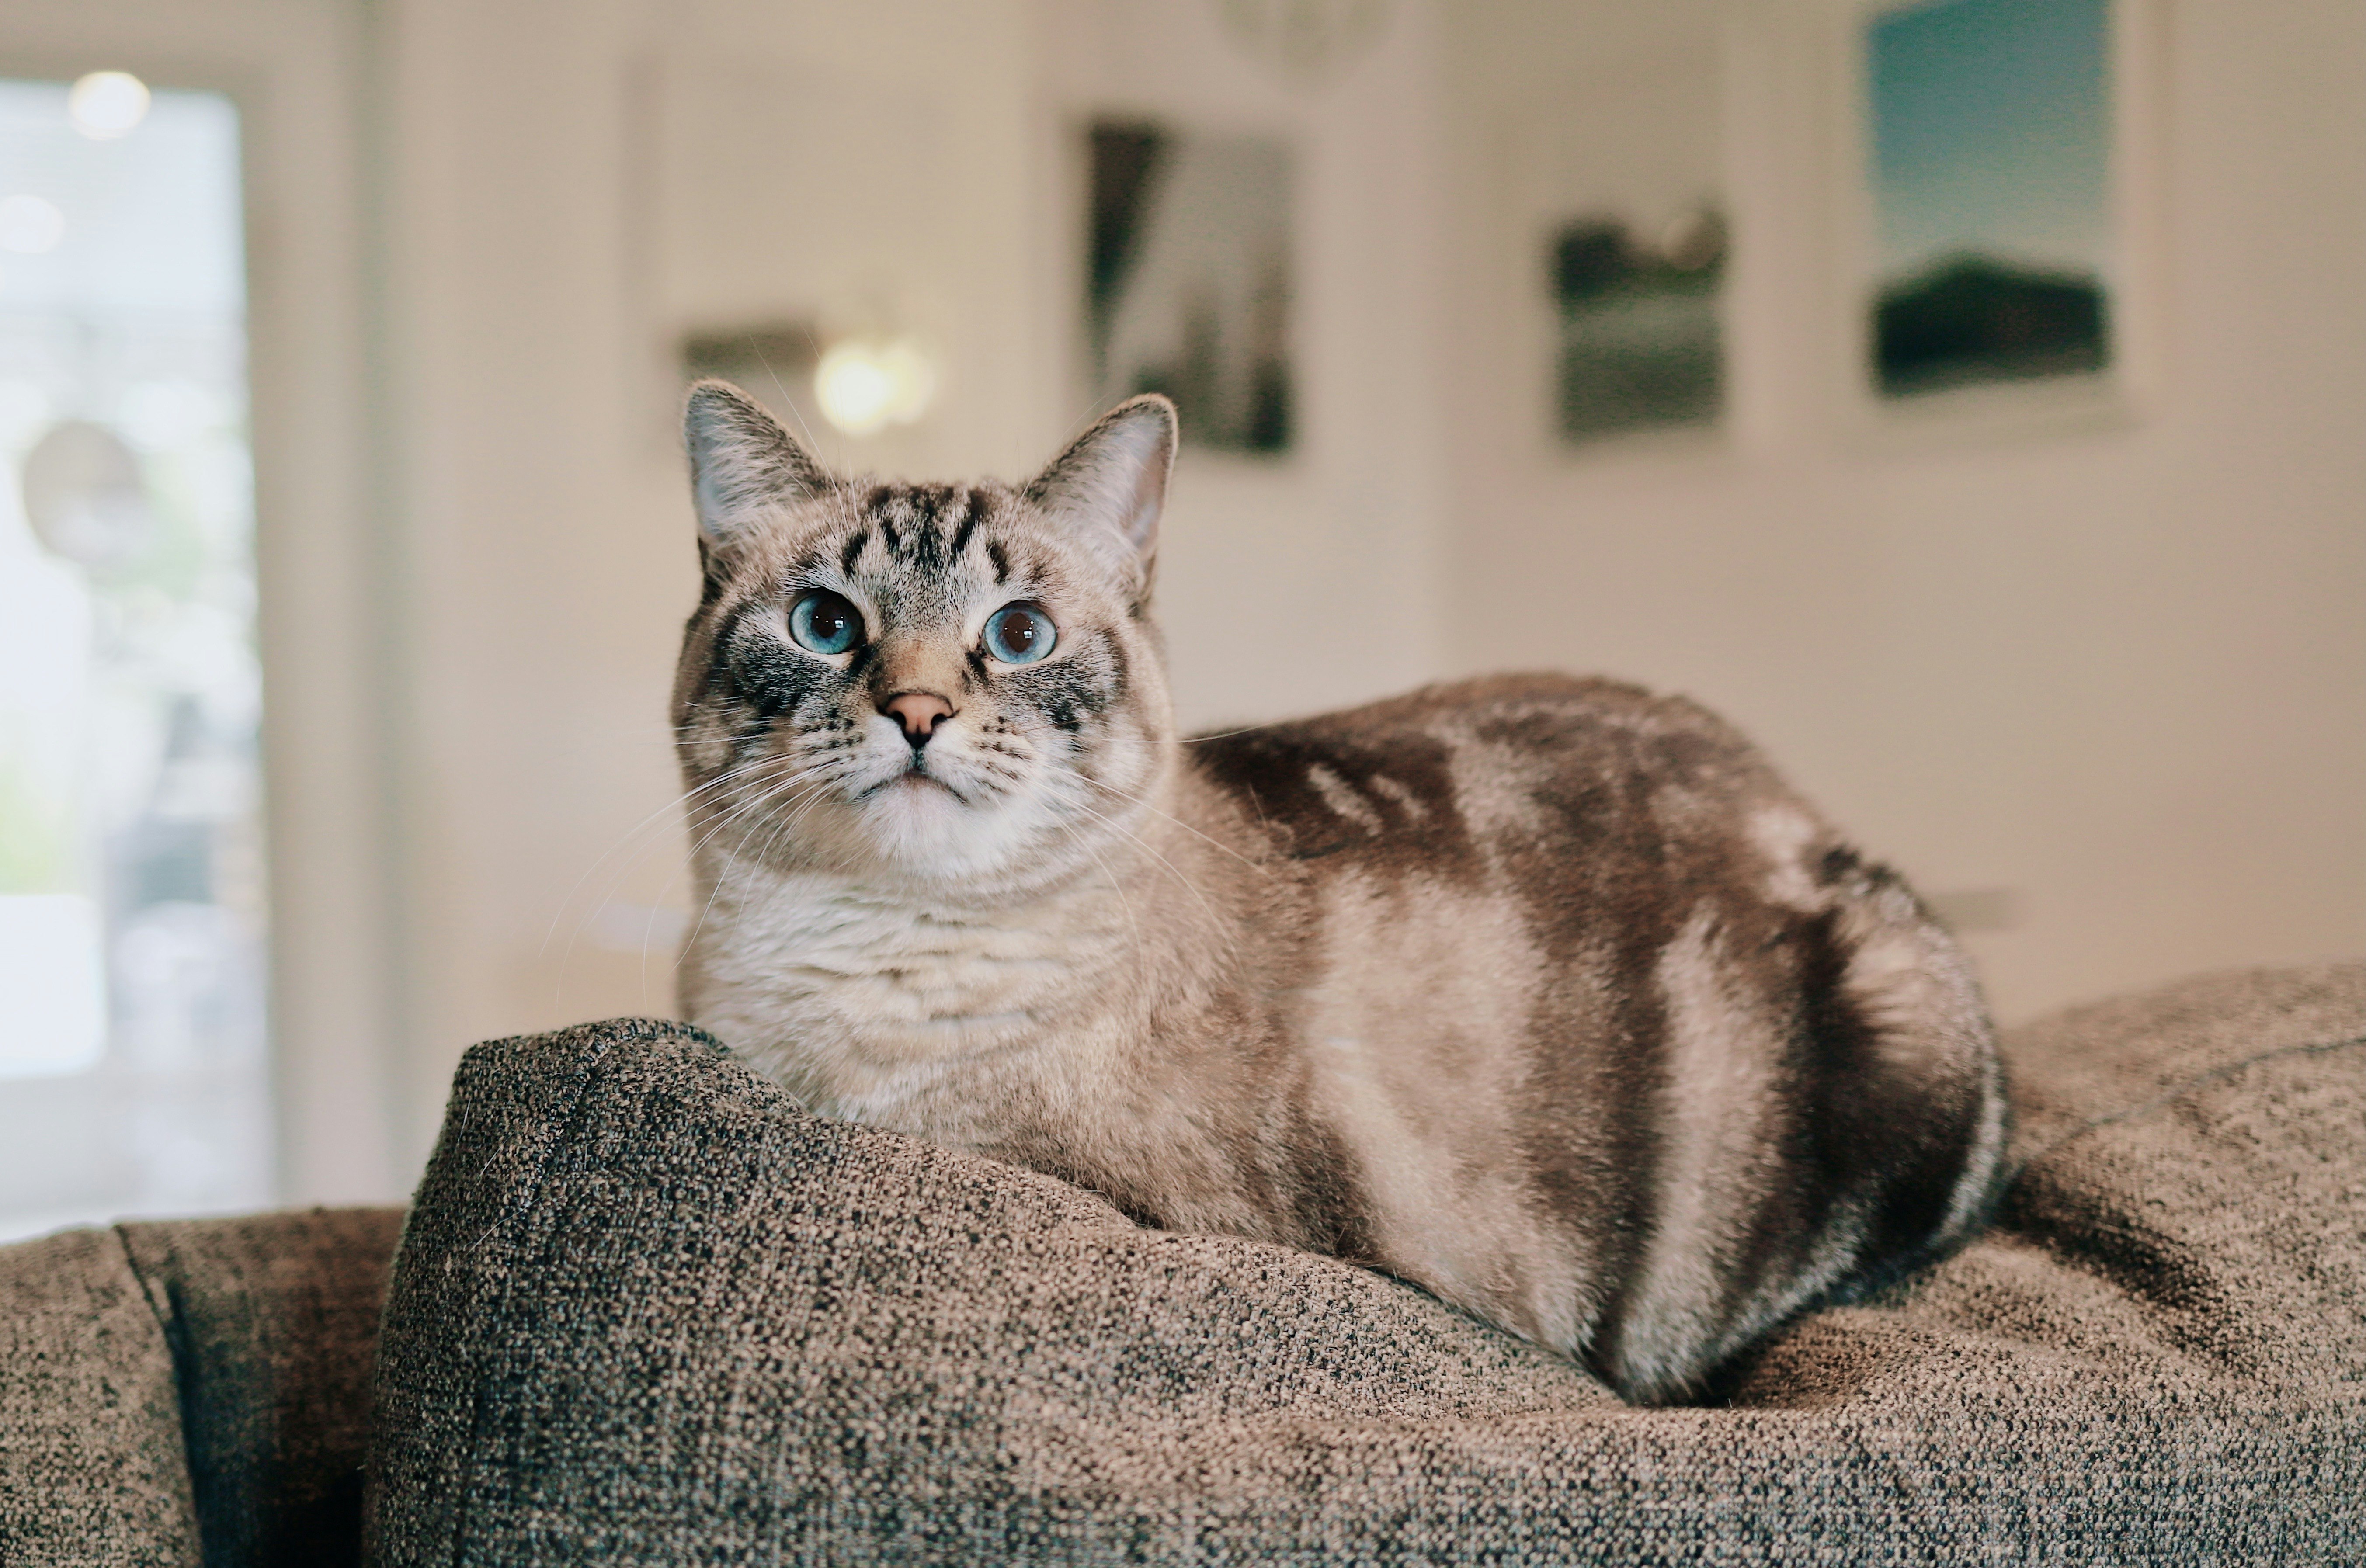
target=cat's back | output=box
[1181,671,1803,892]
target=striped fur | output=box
[671,381,2010,1405]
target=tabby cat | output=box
[671,381,2009,1405]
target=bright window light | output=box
[0,896,106,1078]
[68,71,150,141]
[0,76,270,1241]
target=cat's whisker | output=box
[671,764,841,977]
[1077,836,1141,957]
[695,757,837,852]
[675,757,833,882]
[752,759,851,846]
[542,748,799,964]
[1178,722,1281,744]
[543,750,819,1008]
[737,778,844,891]
[669,763,827,914]
[1052,785,1225,928]
[1075,772,1277,880]
[620,761,823,969]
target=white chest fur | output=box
[685,862,1135,1120]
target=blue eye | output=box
[788,590,863,655]
[983,603,1056,665]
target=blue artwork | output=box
[1867,0,2112,396]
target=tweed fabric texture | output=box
[0,1207,403,1568]
[366,965,2366,1565]
[123,1207,407,1566]
[0,1225,203,1566]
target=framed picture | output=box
[1084,117,1295,456]
[1849,0,2160,432]
[1492,15,1728,455]
[1549,205,1727,444]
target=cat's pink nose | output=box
[881,691,955,746]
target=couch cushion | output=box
[0,1227,202,1567]
[120,1208,406,1568]
[366,965,2366,1565]
[0,1207,403,1568]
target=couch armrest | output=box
[120,1208,406,1568]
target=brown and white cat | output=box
[671,381,2009,1405]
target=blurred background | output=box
[0,0,2358,1235]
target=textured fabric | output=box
[120,1207,407,1567]
[0,1226,202,1567]
[366,965,2366,1565]
[0,1207,403,1568]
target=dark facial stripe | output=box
[950,489,986,559]
[696,539,728,604]
[904,488,949,574]
[727,705,781,758]
[1106,636,1132,702]
[987,541,1010,583]
[786,547,831,589]
[709,604,813,722]
[839,529,869,577]
[701,601,756,697]
[1025,644,1120,736]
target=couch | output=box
[3,962,2359,1564]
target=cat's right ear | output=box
[682,380,831,563]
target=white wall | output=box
[1437,0,2366,1023]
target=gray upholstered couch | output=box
[3,963,2360,1565]
[0,1206,402,1566]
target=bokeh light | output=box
[69,71,151,140]
[0,194,64,255]
[813,336,938,436]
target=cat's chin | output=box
[851,773,1049,886]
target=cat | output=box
[670,380,2011,1406]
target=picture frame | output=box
[1831,0,2165,446]
[1489,13,1733,462]
[1081,114,1298,458]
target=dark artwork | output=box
[1874,257,2105,396]
[1867,0,2112,398]
[1550,209,1725,444]
[1087,119,1292,455]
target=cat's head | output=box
[672,381,1179,892]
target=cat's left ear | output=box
[1023,395,1178,600]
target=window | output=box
[0,74,272,1239]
